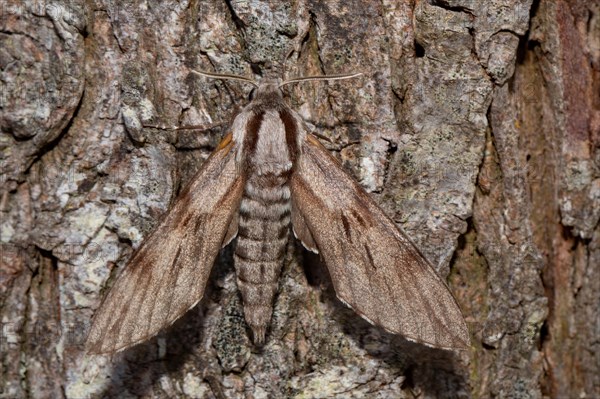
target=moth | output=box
[86,70,470,354]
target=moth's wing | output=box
[290,135,470,349]
[86,134,244,354]
[291,200,318,253]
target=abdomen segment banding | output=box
[234,176,291,344]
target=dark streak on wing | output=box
[145,243,173,338]
[180,212,194,229]
[122,264,151,346]
[364,244,376,270]
[163,246,184,323]
[350,208,368,228]
[86,134,244,354]
[144,246,179,336]
[290,133,471,350]
[341,213,352,240]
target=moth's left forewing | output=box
[290,134,470,350]
[86,134,244,354]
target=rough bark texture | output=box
[1,0,598,398]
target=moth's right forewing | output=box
[86,134,244,354]
[290,135,470,350]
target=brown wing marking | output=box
[86,133,244,354]
[290,134,470,350]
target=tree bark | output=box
[1,0,598,398]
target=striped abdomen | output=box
[234,171,291,344]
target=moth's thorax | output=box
[232,79,304,177]
[254,110,292,175]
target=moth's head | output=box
[250,79,283,102]
[190,70,363,104]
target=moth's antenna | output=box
[279,72,363,88]
[191,70,259,87]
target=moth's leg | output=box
[310,130,361,147]
[311,131,335,144]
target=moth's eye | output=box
[248,88,256,101]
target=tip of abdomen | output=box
[242,302,274,345]
[251,326,267,345]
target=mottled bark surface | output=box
[1,0,598,398]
